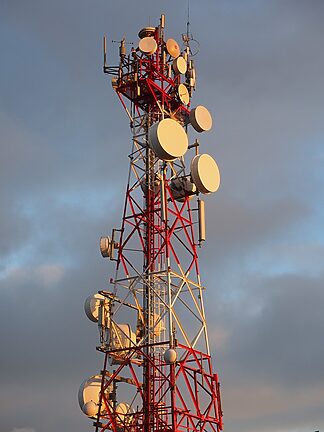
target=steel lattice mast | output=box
[79,14,223,432]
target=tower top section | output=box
[103,14,198,126]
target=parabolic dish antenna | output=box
[166,38,180,58]
[190,154,220,194]
[172,56,187,75]
[178,84,190,105]
[84,293,105,322]
[78,375,106,416]
[189,105,213,132]
[138,26,156,39]
[139,37,157,55]
[149,118,188,161]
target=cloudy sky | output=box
[1,1,323,431]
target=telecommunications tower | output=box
[79,14,223,432]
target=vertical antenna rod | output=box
[103,35,107,69]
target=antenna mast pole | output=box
[187,1,190,42]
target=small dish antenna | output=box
[100,236,112,258]
[172,56,187,75]
[178,84,190,105]
[189,105,213,132]
[138,26,156,39]
[190,153,220,194]
[100,235,118,260]
[166,38,180,58]
[84,293,105,322]
[139,37,157,55]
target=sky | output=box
[0,0,324,431]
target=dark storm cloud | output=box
[0,1,323,432]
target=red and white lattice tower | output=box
[79,14,223,432]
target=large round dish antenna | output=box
[84,293,105,322]
[190,154,220,194]
[166,38,180,58]
[139,37,157,56]
[78,375,107,416]
[178,84,190,105]
[138,26,156,39]
[189,105,213,133]
[149,118,188,161]
[172,56,187,75]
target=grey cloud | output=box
[223,272,324,387]
[11,429,36,432]
[198,195,310,276]
[204,271,324,432]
